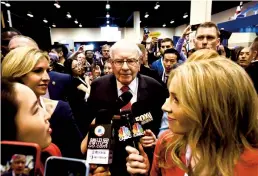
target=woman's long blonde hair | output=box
[2,46,49,78]
[159,57,258,176]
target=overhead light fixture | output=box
[106,12,110,18]
[27,12,33,18]
[66,12,72,18]
[154,2,160,10]
[144,12,149,18]
[43,18,48,23]
[1,1,6,4]
[79,24,82,27]
[107,20,110,24]
[170,20,174,24]
[163,24,166,27]
[54,1,60,8]
[106,3,110,9]
[74,19,78,24]
[5,2,11,7]
[183,13,188,18]
[139,20,141,23]
[52,23,56,27]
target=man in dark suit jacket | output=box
[85,39,168,176]
[2,154,28,176]
[47,71,73,102]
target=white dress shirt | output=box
[116,77,138,105]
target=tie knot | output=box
[121,86,130,93]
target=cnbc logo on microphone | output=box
[135,112,153,125]
[94,125,105,137]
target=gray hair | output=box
[109,39,142,59]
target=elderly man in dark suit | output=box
[84,39,168,176]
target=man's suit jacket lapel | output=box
[137,74,149,102]
[108,74,119,102]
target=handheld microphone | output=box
[86,109,114,165]
[131,101,154,130]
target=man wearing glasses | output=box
[85,39,168,176]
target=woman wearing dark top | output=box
[2,47,84,159]
[64,58,91,136]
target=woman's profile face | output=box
[14,83,52,149]
[162,76,194,135]
[21,57,50,97]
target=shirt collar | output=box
[116,77,138,95]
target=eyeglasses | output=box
[112,59,139,67]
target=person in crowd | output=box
[126,57,258,176]
[103,59,113,75]
[82,39,168,176]
[1,154,28,176]
[236,46,251,68]
[2,47,84,159]
[193,21,220,51]
[181,45,187,58]
[8,35,38,51]
[1,27,21,59]
[161,48,180,85]
[1,78,62,175]
[85,50,95,65]
[151,33,188,79]
[136,44,163,85]
[51,43,69,73]
[246,36,258,93]
[218,44,231,59]
[91,64,102,79]
[64,58,91,134]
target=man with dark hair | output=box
[194,21,220,50]
[246,36,258,93]
[1,27,22,59]
[162,48,180,84]
[51,43,69,73]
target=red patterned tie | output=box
[120,86,132,111]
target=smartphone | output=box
[1,141,41,176]
[191,23,200,31]
[143,27,150,35]
[44,156,90,176]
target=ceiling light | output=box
[52,24,56,27]
[139,20,141,23]
[144,12,149,18]
[5,2,10,7]
[106,12,110,18]
[27,12,33,18]
[154,2,160,10]
[107,24,110,27]
[106,3,110,9]
[74,19,78,24]
[107,20,110,24]
[183,13,188,18]
[79,24,82,27]
[163,24,166,27]
[170,20,174,24]
[43,18,48,23]
[66,12,72,18]
[1,2,6,4]
[54,2,60,8]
